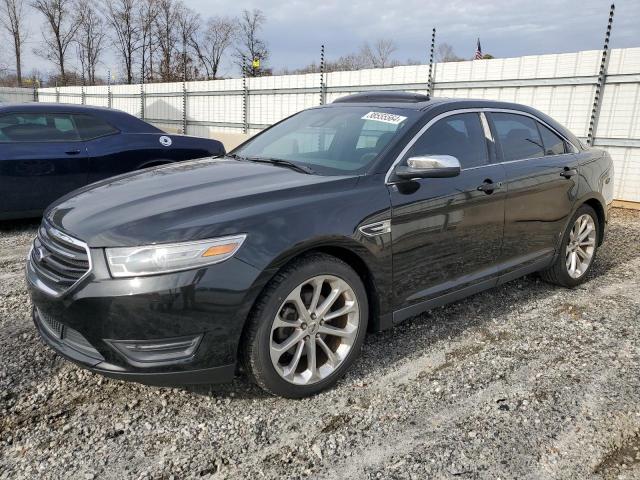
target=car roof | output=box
[0,102,162,134]
[327,93,529,112]
[326,92,581,147]
[0,102,116,113]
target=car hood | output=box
[46,158,359,247]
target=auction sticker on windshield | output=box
[361,111,408,125]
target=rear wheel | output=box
[241,253,368,398]
[540,204,599,287]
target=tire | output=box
[540,204,599,288]
[241,253,369,398]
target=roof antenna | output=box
[427,28,436,100]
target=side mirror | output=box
[394,155,461,180]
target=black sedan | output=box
[0,103,224,220]
[27,92,614,398]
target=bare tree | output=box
[436,43,464,62]
[32,0,79,84]
[234,9,268,76]
[0,0,27,86]
[190,16,233,79]
[360,39,397,68]
[175,2,199,80]
[103,0,141,84]
[74,1,105,84]
[154,0,179,81]
[138,0,158,82]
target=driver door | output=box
[388,112,506,318]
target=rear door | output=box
[488,112,580,275]
[0,112,88,216]
[389,112,506,315]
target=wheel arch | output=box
[578,195,607,246]
[241,240,384,343]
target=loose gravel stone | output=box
[1,210,639,479]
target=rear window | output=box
[491,113,544,162]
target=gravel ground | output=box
[1,209,639,480]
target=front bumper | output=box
[27,248,267,386]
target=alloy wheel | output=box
[565,213,597,279]
[269,275,360,385]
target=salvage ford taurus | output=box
[27,92,614,398]
[0,103,224,220]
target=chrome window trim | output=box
[384,107,579,184]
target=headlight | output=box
[105,234,246,278]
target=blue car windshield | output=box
[232,106,420,175]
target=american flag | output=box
[475,38,483,60]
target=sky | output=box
[7,0,640,81]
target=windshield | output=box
[232,106,420,175]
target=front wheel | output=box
[540,204,599,287]
[241,253,368,398]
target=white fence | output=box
[29,47,640,203]
[0,86,36,103]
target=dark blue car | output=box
[0,103,225,220]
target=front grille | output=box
[29,221,90,296]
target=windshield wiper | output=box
[244,157,315,175]
[225,153,245,160]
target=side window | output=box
[405,113,489,169]
[0,113,80,142]
[538,123,567,155]
[491,113,544,162]
[73,114,119,140]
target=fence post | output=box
[587,3,615,146]
[32,78,38,103]
[427,28,436,99]
[81,74,86,105]
[55,82,59,103]
[319,44,326,105]
[182,81,187,134]
[107,70,112,109]
[140,64,145,121]
[242,57,249,134]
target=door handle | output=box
[560,167,578,178]
[477,180,502,194]
[65,149,81,155]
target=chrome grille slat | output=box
[38,227,88,261]
[29,221,91,296]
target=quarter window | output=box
[0,113,80,142]
[404,113,489,169]
[538,123,567,155]
[73,114,119,140]
[491,113,544,162]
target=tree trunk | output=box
[14,33,21,86]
